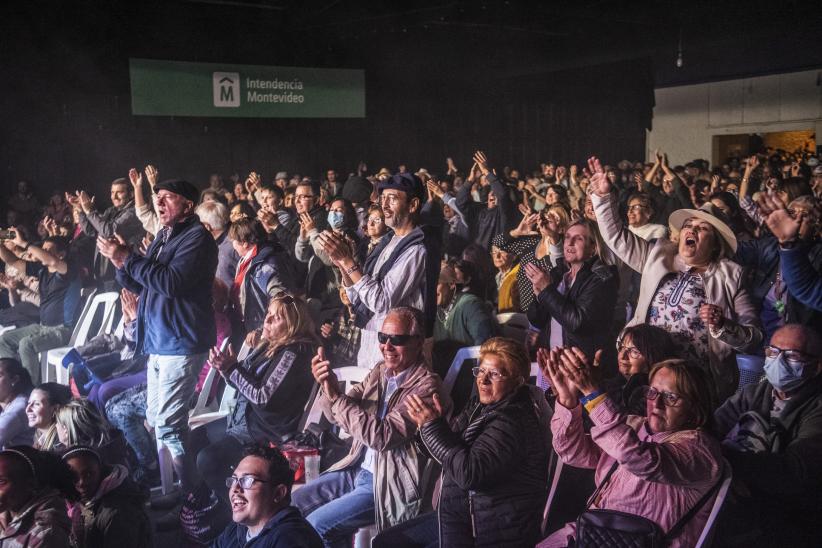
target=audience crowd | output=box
[0,145,820,547]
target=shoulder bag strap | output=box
[663,465,725,541]
[584,459,620,509]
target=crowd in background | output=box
[0,144,820,547]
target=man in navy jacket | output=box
[99,179,217,496]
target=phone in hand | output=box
[0,229,16,240]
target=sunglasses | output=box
[377,332,417,346]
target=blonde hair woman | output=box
[54,399,132,468]
[199,293,320,502]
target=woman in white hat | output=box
[587,156,762,402]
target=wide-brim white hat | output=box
[669,203,737,255]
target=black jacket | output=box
[213,506,322,548]
[116,214,217,355]
[420,386,549,547]
[75,467,151,548]
[527,256,619,375]
[226,341,316,444]
[714,375,822,546]
[455,173,516,250]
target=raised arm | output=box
[588,156,652,273]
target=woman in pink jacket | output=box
[538,349,723,548]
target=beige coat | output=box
[592,192,762,401]
[318,358,448,531]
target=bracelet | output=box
[779,239,799,250]
[579,389,603,405]
[584,393,607,413]
[344,263,360,276]
[22,243,30,251]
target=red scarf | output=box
[232,244,258,308]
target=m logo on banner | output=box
[213,72,240,107]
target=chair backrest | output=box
[332,366,370,439]
[217,342,251,415]
[442,346,481,394]
[736,354,765,392]
[541,453,563,535]
[191,338,231,416]
[497,312,530,343]
[694,459,734,548]
[71,291,120,346]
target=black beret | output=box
[154,179,200,203]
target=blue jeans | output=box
[292,467,375,548]
[145,352,206,458]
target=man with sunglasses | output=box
[214,444,321,547]
[293,307,449,545]
[713,324,822,547]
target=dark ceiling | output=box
[3,0,822,93]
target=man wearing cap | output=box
[98,178,217,501]
[317,172,428,369]
[588,156,762,402]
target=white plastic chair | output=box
[694,459,734,548]
[333,366,370,439]
[42,290,120,384]
[541,455,564,534]
[156,342,249,495]
[497,312,530,343]
[442,345,481,394]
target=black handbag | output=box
[572,460,722,548]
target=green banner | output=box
[129,58,365,118]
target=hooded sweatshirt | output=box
[0,489,72,548]
[68,464,151,548]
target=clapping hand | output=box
[298,212,316,238]
[554,347,602,396]
[473,151,491,176]
[538,347,579,409]
[77,190,94,214]
[311,347,340,399]
[524,262,551,295]
[96,233,129,269]
[587,156,611,197]
[316,230,354,265]
[406,393,443,428]
[144,165,159,188]
[209,342,237,374]
[120,289,139,323]
[128,168,144,189]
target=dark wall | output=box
[0,3,653,201]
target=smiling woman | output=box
[588,155,762,402]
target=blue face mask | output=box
[763,353,807,393]
[327,211,345,229]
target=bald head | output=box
[771,324,822,359]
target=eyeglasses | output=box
[471,367,509,382]
[294,194,315,201]
[377,332,417,346]
[764,345,816,366]
[627,204,647,212]
[367,217,383,225]
[642,386,685,407]
[617,343,642,360]
[226,475,268,490]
